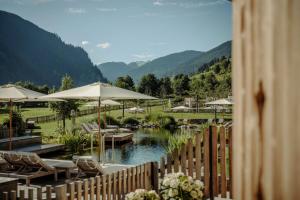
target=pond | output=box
[81,129,172,165]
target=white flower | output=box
[170,179,179,188]
[190,190,198,199]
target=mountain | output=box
[0,11,106,86]
[98,61,147,82]
[99,41,231,83]
[98,62,129,82]
[128,50,203,81]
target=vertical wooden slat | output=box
[127,168,131,192]
[173,148,180,172]
[131,167,136,191]
[160,157,165,178]
[83,179,89,200]
[107,174,112,200]
[113,173,117,200]
[211,126,218,196]
[228,126,233,197]
[55,185,66,200]
[180,143,187,175]
[19,190,25,200]
[118,171,122,199]
[188,138,194,177]
[10,190,16,200]
[136,166,140,188]
[76,181,82,200]
[195,133,202,180]
[167,153,172,173]
[220,126,227,197]
[140,165,144,188]
[151,162,159,192]
[69,182,75,200]
[96,176,101,200]
[90,177,95,200]
[102,175,107,200]
[204,128,210,197]
[123,170,127,195]
[37,187,42,200]
[2,192,8,200]
[28,188,34,200]
[46,185,52,200]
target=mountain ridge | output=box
[0,10,106,86]
[98,41,231,82]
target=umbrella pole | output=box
[98,98,101,162]
[104,105,106,128]
[9,99,13,150]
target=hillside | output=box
[99,41,231,82]
[98,61,147,82]
[0,11,106,86]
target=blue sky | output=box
[0,0,232,64]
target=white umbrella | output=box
[204,98,233,105]
[40,82,157,162]
[205,98,233,121]
[126,107,145,113]
[84,99,121,107]
[0,84,45,150]
[171,105,192,111]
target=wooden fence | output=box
[2,162,156,200]
[159,125,233,199]
[2,125,232,199]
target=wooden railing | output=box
[159,125,233,199]
[1,125,232,199]
[2,162,157,200]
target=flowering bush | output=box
[160,173,204,200]
[125,189,160,200]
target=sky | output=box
[0,0,232,64]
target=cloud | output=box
[81,41,89,45]
[149,42,166,46]
[144,12,159,17]
[67,8,86,14]
[96,42,111,49]
[132,54,154,60]
[179,0,227,8]
[96,8,117,12]
[153,1,163,6]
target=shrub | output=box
[125,189,160,200]
[160,115,177,130]
[2,111,25,133]
[122,117,139,126]
[105,115,121,126]
[59,130,89,155]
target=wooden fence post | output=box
[151,161,159,192]
[55,185,66,200]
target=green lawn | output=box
[1,104,232,143]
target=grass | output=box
[1,104,232,143]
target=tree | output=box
[172,74,190,96]
[159,77,173,98]
[115,75,135,91]
[50,75,79,131]
[138,74,160,96]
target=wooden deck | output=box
[104,132,134,143]
[14,144,65,155]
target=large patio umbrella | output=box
[205,98,233,122]
[40,82,157,162]
[84,99,122,127]
[171,105,192,112]
[0,84,45,150]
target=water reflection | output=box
[82,129,173,165]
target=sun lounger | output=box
[72,156,105,177]
[72,156,132,178]
[0,151,67,185]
